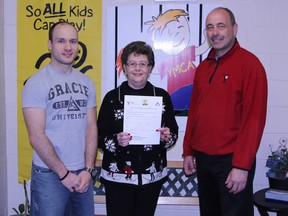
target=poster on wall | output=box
[104,3,219,117]
[17,0,102,182]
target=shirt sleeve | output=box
[86,78,97,109]
[97,93,119,152]
[161,91,179,149]
[182,70,199,157]
[232,62,268,170]
[22,75,47,109]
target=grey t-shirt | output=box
[22,64,96,170]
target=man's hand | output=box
[183,156,197,176]
[74,171,92,193]
[225,168,248,194]
[61,172,81,192]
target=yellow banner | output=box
[17,0,102,182]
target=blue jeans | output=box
[30,163,94,216]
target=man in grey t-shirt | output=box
[22,21,98,216]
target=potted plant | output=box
[266,137,288,190]
[12,180,30,216]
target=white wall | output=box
[4,0,288,215]
[5,0,23,215]
[0,0,8,214]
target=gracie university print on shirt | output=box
[22,64,96,170]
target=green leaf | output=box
[19,203,25,214]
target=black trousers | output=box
[195,151,256,216]
[104,182,162,216]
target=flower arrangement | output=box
[266,137,288,180]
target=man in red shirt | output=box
[183,7,267,216]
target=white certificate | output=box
[124,95,162,145]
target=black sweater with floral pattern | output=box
[98,81,178,187]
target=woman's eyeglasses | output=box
[126,62,150,68]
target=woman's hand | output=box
[117,132,132,147]
[156,127,171,142]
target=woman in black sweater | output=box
[98,41,178,216]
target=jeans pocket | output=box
[32,163,55,179]
[34,167,53,174]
